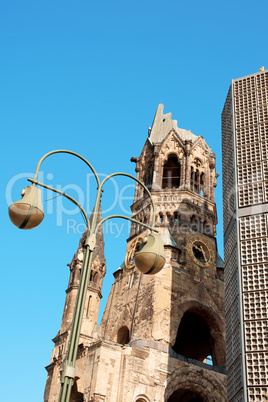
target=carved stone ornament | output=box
[193,157,202,167]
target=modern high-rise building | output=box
[45,104,226,401]
[222,69,268,401]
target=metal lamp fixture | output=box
[134,233,166,274]
[8,149,165,402]
[9,185,44,229]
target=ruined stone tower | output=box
[44,104,226,401]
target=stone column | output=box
[185,140,192,190]
[151,149,161,190]
[209,154,216,201]
[180,154,186,188]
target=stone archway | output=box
[171,300,225,367]
[172,311,213,363]
[164,367,226,401]
[167,389,203,401]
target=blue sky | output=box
[1,1,267,400]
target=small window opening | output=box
[117,326,130,345]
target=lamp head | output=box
[134,233,166,275]
[9,186,44,229]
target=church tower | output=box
[45,104,226,402]
[100,104,226,401]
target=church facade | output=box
[44,104,226,401]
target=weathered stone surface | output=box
[44,104,226,402]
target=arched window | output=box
[159,213,164,223]
[117,326,130,345]
[162,155,181,189]
[174,212,179,222]
[191,168,205,195]
[172,311,213,364]
[167,213,172,224]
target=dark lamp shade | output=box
[134,233,166,275]
[9,186,44,230]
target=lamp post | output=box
[8,150,165,402]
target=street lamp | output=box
[8,150,165,402]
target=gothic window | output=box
[162,155,181,189]
[172,311,213,364]
[191,168,205,195]
[117,326,130,345]
[159,213,164,223]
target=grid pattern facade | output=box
[222,70,268,402]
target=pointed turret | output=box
[58,204,106,342]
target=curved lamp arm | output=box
[89,172,156,237]
[32,149,101,188]
[95,214,158,235]
[9,151,164,402]
[28,178,90,231]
